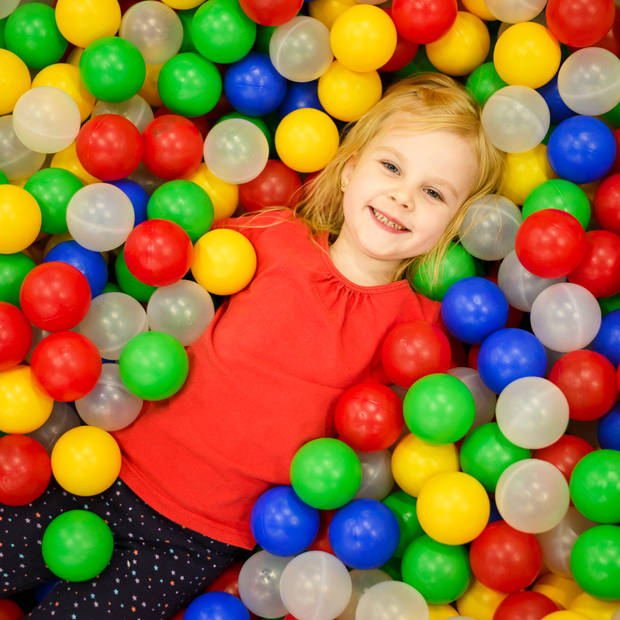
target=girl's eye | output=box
[381,160,399,174]
[425,188,444,201]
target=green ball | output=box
[570,525,620,600]
[379,556,402,581]
[0,169,8,185]
[569,449,620,524]
[119,331,189,401]
[147,180,214,243]
[466,62,507,106]
[255,25,276,55]
[0,253,36,307]
[289,438,361,510]
[114,249,156,302]
[410,242,476,301]
[401,535,471,605]
[383,490,423,558]
[80,36,146,103]
[5,3,67,69]
[177,8,198,54]
[158,52,222,117]
[599,291,620,316]
[601,100,620,127]
[403,373,475,444]
[191,0,256,64]
[459,422,530,493]
[522,179,591,230]
[217,112,274,156]
[102,281,121,294]
[0,17,6,49]
[42,510,114,582]
[24,168,83,234]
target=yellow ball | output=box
[161,0,204,9]
[569,592,620,620]
[309,0,356,29]
[457,579,508,620]
[275,108,340,173]
[32,63,96,122]
[500,143,555,205]
[55,0,121,48]
[462,0,496,20]
[542,613,589,620]
[533,573,584,609]
[139,63,164,107]
[51,142,101,185]
[43,232,74,257]
[391,434,459,497]
[0,185,42,254]
[428,604,458,620]
[317,60,382,122]
[51,426,121,496]
[426,11,490,77]
[494,22,561,88]
[191,229,257,296]
[66,47,84,67]
[416,471,490,545]
[330,5,397,73]
[186,164,239,221]
[0,366,53,434]
[0,50,31,116]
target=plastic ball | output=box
[569,592,620,620]
[598,403,620,451]
[55,0,121,48]
[382,490,423,557]
[0,253,35,308]
[0,184,41,254]
[522,179,591,230]
[530,283,601,353]
[278,81,325,119]
[239,0,303,26]
[118,331,189,401]
[356,581,429,620]
[0,301,32,371]
[239,159,302,212]
[592,309,620,367]
[75,363,143,432]
[0,434,51,505]
[337,569,393,620]
[447,367,497,431]
[41,510,114,582]
[269,16,332,82]
[482,85,550,153]
[494,591,560,620]
[92,95,154,133]
[25,402,81,455]
[142,114,203,179]
[51,425,121,495]
[499,143,555,206]
[547,115,617,184]
[275,108,339,173]
[49,141,98,185]
[66,183,135,252]
[114,249,157,302]
[111,179,149,226]
[546,0,616,48]
[391,0,457,45]
[279,551,352,620]
[495,459,570,533]
[45,241,107,298]
[593,173,620,234]
[455,581,506,620]
[485,0,547,22]
[354,449,394,501]
[0,49,30,116]
[537,73,575,125]
[0,115,46,181]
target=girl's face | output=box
[336,118,479,277]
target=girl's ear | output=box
[340,155,358,187]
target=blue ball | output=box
[184,592,250,620]
[224,52,287,117]
[110,179,148,226]
[441,277,509,344]
[278,81,324,119]
[537,74,574,125]
[328,499,400,570]
[250,485,319,556]
[598,403,620,451]
[591,309,620,367]
[547,116,617,184]
[477,328,547,394]
[44,241,108,297]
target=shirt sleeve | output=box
[211,209,295,244]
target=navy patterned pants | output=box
[0,479,247,619]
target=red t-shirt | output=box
[114,210,440,549]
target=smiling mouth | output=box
[370,206,410,232]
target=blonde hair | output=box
[294,72,506,283]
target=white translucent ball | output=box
[119,1,183,65]
[485,0,547,23]
[75,363,143,431]
[496,459,570,533]
[558,47,620,116]
[12,86,81,154]
[77,292,148,360]
[0,115,46,181]
[354,450,394,501]
[447,367,496,431]
[0,0,19,18]
[356,581,429,620]
[92,95,154,133]
[338,569,392,620]
[530,283,602,353]
[482,85,550,153]
[496,377,569,449]
[66,183,135,251]
[26,402,81,454]
[204,119,269,184]
[269,16,333,82]
[459,194,522,261]
[279,551,352,620]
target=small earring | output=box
[340,180,348,192]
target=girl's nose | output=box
[389,190,412,210]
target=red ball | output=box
[124,219,194,287]
[612,128,620,173]
[533,434,594,482]
[0,598,24,620]
[515,209,586,278]
[0,435,51,505]
[205,562,243,596]
[493,591,560,620]
[239,0,303,26]
[469,520,542,593]
[546,0,616,47]
[154,105,209,139]
[308,509,335,555]
[0,302,32,371]
[467,344,480,370]
[334,382,404,452]
[568,229,620,298]
[593,173,620,234]
[379,8,419,72]
[19,262,91,332]
[391,0,457,44]
[30,332,102,402]
[142,115,203,180]
[381,320,451,388]
[76,114,143,181]
[239,159,302,212]
[549,350,619,421]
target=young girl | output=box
[1,73,504,618]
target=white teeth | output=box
[371,207,407,231]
